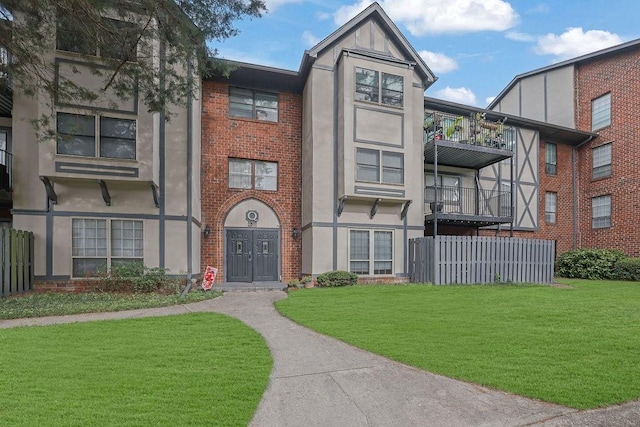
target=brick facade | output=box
[201,81,303,282]
[574,49,640,257]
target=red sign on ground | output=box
[202,266,217,290]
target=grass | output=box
[0,290,221,320]
[275,279,640,409]
[0,313,272,426]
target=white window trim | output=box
[591,195,612,229]
[591,93,611,131]
[348,229,394,276]
[228,158,278,191]
[545,192,557,224]
[592,143,612,179]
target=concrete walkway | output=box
[2,290,638,426]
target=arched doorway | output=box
[224,199,280,282]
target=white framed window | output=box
[355,67,403,107]
[545,143,557,175]
[228,158,278,191]
[72,219,143,277]
[349,229,393,275]
[592,93,611,131]
[229,87,278,122]
[592,195,611,229]
[356,148,404,184]
[545,192,557,224]
[592,143,612,179]
[57,112,136,160]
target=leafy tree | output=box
[0,0,265,122]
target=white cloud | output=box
[432,86,478,105]
[264,0,303,12]
[485,96,497,105]
[534,27,624,61]
[302,31,321,48]
[334,0,519,36]
[418,50,458,74]
[505,31,536,42]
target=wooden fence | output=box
[409,236,555,284]
[0,229,35,297]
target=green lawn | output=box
[0,313,272,426]
[0,291,220,320]
[276,279,640,409]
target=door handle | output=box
[248,249,252,262]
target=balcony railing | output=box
[0,149,12,193]
[425,185,511,218]
[424,112,515,150]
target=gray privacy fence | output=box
[409,236,555,284]
[0,229,35,297]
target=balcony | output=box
[424,112,515,169]
[425,185,512,227]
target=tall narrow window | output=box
[592,195,611,229]
[592,143,612,179]
[356,148,380,182]
[382,152,403,184]
[355,68,379,103]
[545,143,557,175]
[592,93,611,130]
[545,192,557,224]
[349,230,370,275]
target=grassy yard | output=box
[0,313,272,426]
[276,279,640,409]
[0,290,220,320]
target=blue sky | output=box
[215,0,639,107]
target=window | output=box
[355,67,403,107]
[229,88,278,122]
[545,143,557,175]
[356,148,404,184]
[349,230,393,275]
[545,192,557,224]
[425,173,460,204]
[57,113,136,160]
[56,13,138,61]
[592,195,611,229]
[72,219,143,277]
[592,93,611,131]
[229,159,278,191]
[592,143,612,179]
[0,46,9,81]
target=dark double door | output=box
[226,229,279,282]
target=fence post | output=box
[29,232,35,290]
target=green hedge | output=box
[316,271,358,287]
[556,249,626,280]
[612,258,640,281]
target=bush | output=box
[287,278,300,288]
[96,262,180,294]
[300,275,313,285]
[612,258,640,281]
[556,249,627,280]
[316,271,357,287]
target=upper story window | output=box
[592,143,612,179]
[229,88,278,122]
[355,67,403,107]
[545,142,557,175]
[545,192,557,224]
[356,148,404,185]
[229,158,278,191]
[0,46,9,81]
[56,13,138,62]
[592,195,611,229]
[591,93,611,131]
[57,112,136,160]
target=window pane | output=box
[99,18,138,62]
[229,159,253,189]
[356,149,380,182]
[382,152,403,184]
[111,220,143,258]
[99,118,136,160]
[592,195,611,228]
[72,219,107,257]
[350,261,370,275]
[57,113,95,157]
[255,161,277,190]
[545,143,557,164]
[355,68,379,103]
[56,11,97,55]
[545,192,557,224]
[350,230,369,261]
[592,144,612,179]
[592,93,611,130]
[73,258,107,277]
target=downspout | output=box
[572,134,596,249]
[181,59,194,297]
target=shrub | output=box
[287,278,300,288]
[316,271,357,287]
[612,258,640,281]
[300,275,313,285]
[556,249,627,280]
[96,262,180,294]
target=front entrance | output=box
[226,228,279,282]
